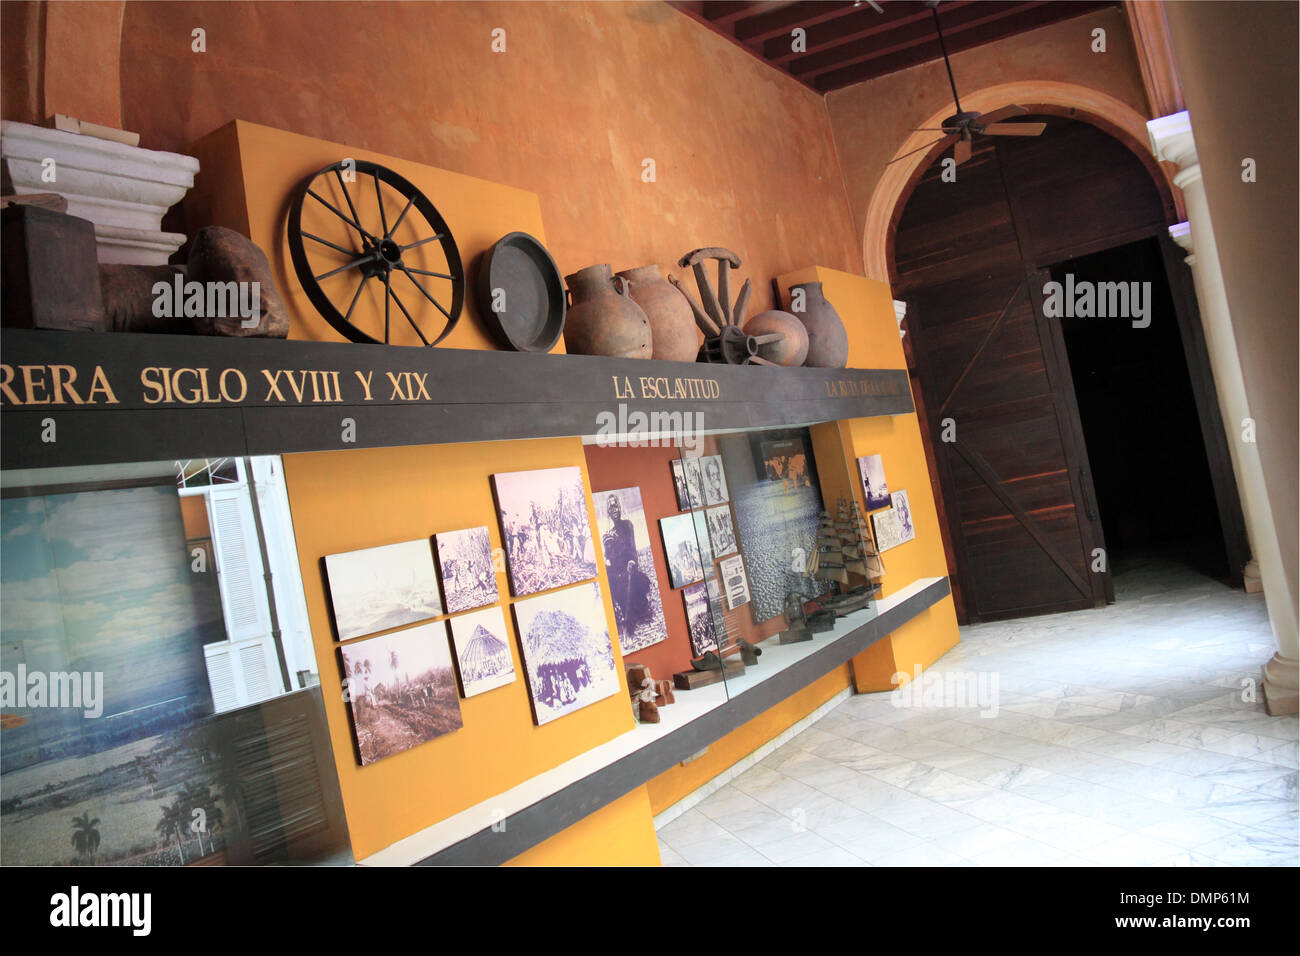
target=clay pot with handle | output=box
[743,309,809,367]
[563,263,652,359]
[788,281,849,368]
[615,264,698,362]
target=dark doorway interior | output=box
[1051,238,1229,581]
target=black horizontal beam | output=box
[0,329,914,468]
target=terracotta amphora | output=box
[615,264,698,362]
[789,281,848,368]
[564,263,652,359]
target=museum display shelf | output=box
[356,575,949,866]
[0,328,914,468]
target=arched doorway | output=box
[890,114,1248,623]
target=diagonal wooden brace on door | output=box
[951,441,1092,598]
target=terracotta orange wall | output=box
[280,436,660,862]
[825,5,1149,252]
[108,0,858,314]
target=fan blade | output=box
[977,105,1028,126]
[954,137,972,165]
[983,122,1046,137]
[886,134,957,165]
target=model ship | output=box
[813,498,884,615]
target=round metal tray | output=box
[476,232,565,352]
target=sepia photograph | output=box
[448,606,516,698]
[493,466,598,596]
[512,581,621,725]
[871,507,906,553]
[340,622,463,765]
[891,489,916,543]
[702,455,730,505]
[858,454,890,510]
[682,581,719,658]
[435,525,499,613]
[706,505,738,557]
[670,459,691,511]
[597,487,668,653]
[324,539,444,641]
[659,512,705,588]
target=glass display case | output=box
[0,456,351,865]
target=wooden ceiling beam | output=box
[793,0,1048,77]
[734,1,861,44]
[811,1,1116,90]
[764,1,977,65]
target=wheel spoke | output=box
[386,195,415,239]
[332,170,366,240]
[302,230,358,257]
[307,187,376,241]
[400,233,445,252]
[403,267,455,280]
[314,255,371,282]
[383,272,392,344]
[344,274,371,323]
[399,265,454,322]
[387,283,432,347]
[373,172,389,238]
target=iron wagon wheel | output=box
[286,160,464,346]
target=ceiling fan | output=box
[888,0,1046,166]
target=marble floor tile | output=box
[660,560,1299,867]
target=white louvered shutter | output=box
[207,487,271,643]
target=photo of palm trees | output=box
[339,622,463,765]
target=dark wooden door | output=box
[906,267,1108,620]
[894,124,1124,621]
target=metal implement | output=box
[286,160,464,346]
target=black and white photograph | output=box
[702,454,729,505]
[682,455,706,509]
[324,539,443,641]
[512,581,620,726]
[659,512,704,588]
[891,489,916,543]
[706,505,738,557]
[682,581,719,658]
[597,487,669,654]
[340,622,463,765]
[871,507,906,552]
[493,466,598,596]
[448,606,516,698]
[435,525,499,613]
[718,553,751,610]
[670,459,691,511]
[858,454,890,510]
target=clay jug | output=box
[744,309,808,367]
[564,264,652,359]
[615,264,698,362]
[789,281,848,368]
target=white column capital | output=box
[1168,221,1195,264]
[1146,110,1202,189]
[893,299,907,339]
[0,120,199,265]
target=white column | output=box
[893,300,907,339]
[1150,112,1298,715]
[1,121,198,265]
